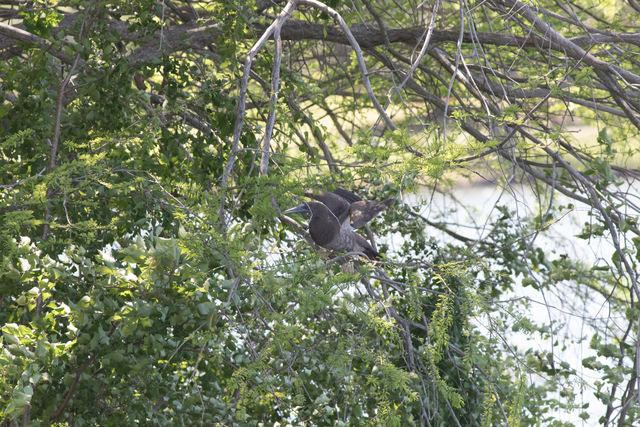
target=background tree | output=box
[1,0,639,424]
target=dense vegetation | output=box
[1,0,640,424]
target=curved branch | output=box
[259,23,283,176]
[220,0,297,231]
[298,0,397,132]
[498,0,640,86]
[0,22,75,64]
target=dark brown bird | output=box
[284,188,394,260]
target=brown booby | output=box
[284,188,394,260]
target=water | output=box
[396,182,630,424]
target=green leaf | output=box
[197,301,215,315]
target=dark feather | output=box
[285,188,393,261]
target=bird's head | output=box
[283,202,311,217]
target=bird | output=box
[283,188,394,260]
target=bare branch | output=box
[259,24,283,176]
[299,0,397,131]
[219,0,297,231]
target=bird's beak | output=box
[284,203,310,215]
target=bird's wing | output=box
[349,198,395,229]
[306,190,351,224]
[332,188,362,203]
[353,233,380,260]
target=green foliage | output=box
[2,0,640,425]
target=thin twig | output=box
[259,23,284,176]
[298,0,397,131]
[220,0,297,231]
